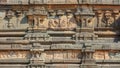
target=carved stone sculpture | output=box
[5,10,15,29]
[66,10,77,30]
[113,10,120,27]
[0,51,29,59]
[102,11,114,27]
[75,6,95,28]
[31,49,45,61]
[38,17,49,29]
[59,16,68,29]
[48,10,59,29]
[96,10,103,27]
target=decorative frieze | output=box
[45,50,81,60]
[0,51,30,59]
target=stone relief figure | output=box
[96,10,103,27]
[31,49,45,61]
[0,10,28,29]
[76,16,95,28]
[75,6,95,28]
[102,11,114,27]
[113,10,120,27]
[31,7,48,29]
[38,17,49,29]
[57,10,68,29]
[0,51,28,59]
[3,10,15,29]
[66,10,77,30]
[49,10,75,30]
[48,10,59,29]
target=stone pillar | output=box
[96,10,103,27]
[30,49,45,68]
[113,10,120,27]
[81,44,98,68]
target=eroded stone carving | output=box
[4,10,15,29]
[48,10,77,30]
[45,50,81,60]
[96,10,103,27]
[113,10,120,27]
[109,51,120,59]
[66,10,77,30]
[0,10,28,29]
[0,51,29,59]
[93,51,110,60]
[38,17,49,29]
[75,6,95,28]
[32,7,48,29]
[31,49,45,61]
[102,11,114,27]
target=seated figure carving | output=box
[74,7,95,28]
[3,10,15,29]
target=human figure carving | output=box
[57,10,68,30]
[38,17,49,29]
[66,10,77,30]
[113,10,120,27]
[102,11,114,27]
[48,10,59,29]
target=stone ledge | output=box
[96,60,120,63]
[0,59,29,64]
[45,59,81,63]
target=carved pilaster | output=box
[66,10,77,30]
[75,6,95,29]
[96,10,103,27]
[30,49,45,63]
[113,10,120,27]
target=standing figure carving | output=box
[96,10,103,27]
[57,10,68,30]
[75,6,95,28]
[113,10,120,27]
[102,11,114,27]
[66,10,77,30]
[48,10,59,29]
